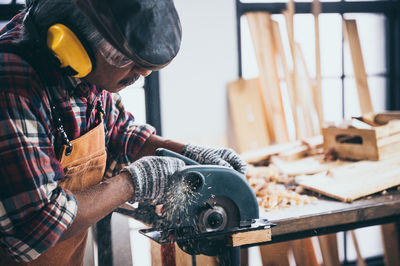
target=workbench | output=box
[251,188,400,247]
[94,188,400,266]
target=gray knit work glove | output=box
[182,144,247,175]
[121,156,185,203]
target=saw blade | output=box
[198,196,240,233]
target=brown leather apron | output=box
[1,118,106,266]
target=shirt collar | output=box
[68,77,91,97]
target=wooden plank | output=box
[246,12,289,143]
[175,243,217,266]
[283,5,302,141]
[272,20,300,139]
[350,231,367,266]
[318,234,341,266]
[343,19,374,117]
[227,228,271,247]
[259,243,291,266]
[240,135,323,164]
[313,0,323,128]
[294,43,320,138]
[151,241,163,266]
[292,238,319,266]
[296,155,400,202]
[375,111,400,124]
[271,155,347,176]
[228,78,270,153]
[381,223,400,266]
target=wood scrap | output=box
[343,19,374,118]
[374,111,400,124]
[296,155,400,202]
[271,155,347,176]
[227,228,271,247]
[246,12,289,143]
[240,135,323,164]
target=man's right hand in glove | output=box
[121,156,185,203]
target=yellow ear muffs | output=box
[47,24,92,78]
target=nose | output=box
[133,66,152,77]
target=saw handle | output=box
[155,148,199,165]
[156,148,204,192]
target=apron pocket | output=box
[60,151,106,191]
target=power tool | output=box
[128,148,274,258]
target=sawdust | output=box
[246,164,317,211]
[162,180,200,229]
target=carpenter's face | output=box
[83,51,152,93]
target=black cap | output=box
[73,0,182,70]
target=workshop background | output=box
[1,0,399,265]
[110,0,399,265]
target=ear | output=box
[47,24,93,78]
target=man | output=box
[0,0,246,265]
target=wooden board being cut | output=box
[296,155,400,202]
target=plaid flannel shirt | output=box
[0,13,155,262]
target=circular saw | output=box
[137,148,274,257]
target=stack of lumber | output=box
[228,4,322,154]
[227,1,324,265]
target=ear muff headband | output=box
[47,24,92,78]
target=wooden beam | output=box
[318,234,341,266]
[272,20,300,140]
[246,12,289,143]
[313,0,324,128]
[259,243,291,266]
[294,43,320,137]
[284,8,319,139]
[343,19,374,117]
[381,223,400,266]
[292,238,319,266]
[350,231,367,266]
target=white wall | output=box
[159,0,238,147]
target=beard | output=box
[118,74,141,88]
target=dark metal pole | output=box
[96,213,114,266]
[144,71,163,135]
[236,0,243,78]
[387,3,400,110]
[218,247,241,266]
